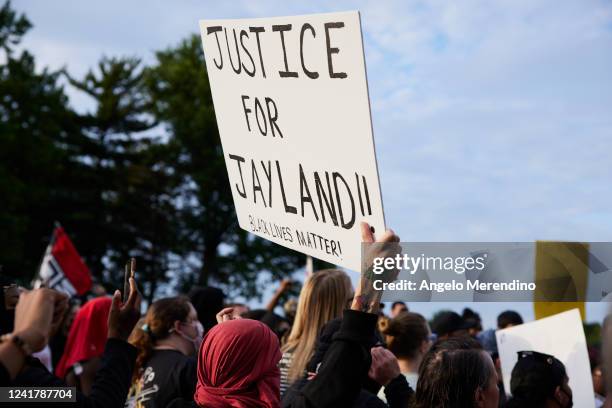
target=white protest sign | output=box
[496,309,595,407]
[199,11,385,271]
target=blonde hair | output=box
[282,269,352,383]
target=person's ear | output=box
[172,320,182,333]
[420,339,430,354]
[553,385,562,401]
[474,387,485,408]
[553,385,567,405]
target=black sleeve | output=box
[10,338,136,408]
[84,338,137,407]
[0,362,10,386]
[11,357,66,387]
[383,374,413,408]
[286,309,378,408]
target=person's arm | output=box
[266,279,291,312]
[84,277,141,407]
[383,375,413,408]
[0,288,67,384]
[0,340,26,384]
[367,347,413,407]
[12,277,141,408]
[286,223,400,408]
[79,357,102,395]
[352,223,400,314]
[12,339,137,407]
[0,360,9,386]
[82,338,137,407]
[286,309,378,407]
[0,341,26,385]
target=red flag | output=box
[35,226,92,296]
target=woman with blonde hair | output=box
[279,269,353,397]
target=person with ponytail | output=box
[126,296,203,408]
[378,311,432,400]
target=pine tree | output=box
[145,36,308,298]
[0,1,81,280]
[64,56,181,302]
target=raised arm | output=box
[0,288,67,384]
[266,279,292,312]
[351,222,400,314]
[285,223,401,408]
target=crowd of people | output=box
[1,223,611,407]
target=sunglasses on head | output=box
[518,350,555,365]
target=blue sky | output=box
[15,0,612,327]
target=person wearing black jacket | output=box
[3,277,141,408]
[282,315,413,408]
[284,222,408,408]
[11,338,137,407]
[283,310,412,408]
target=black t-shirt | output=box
[125,349,197,408]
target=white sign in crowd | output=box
[199,11,385,271]
[496,309,595,407]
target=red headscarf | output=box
[194,319,281,408]
[55,297,112,378]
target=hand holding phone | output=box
[123,258,136,303]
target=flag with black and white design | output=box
[33,225,92,296]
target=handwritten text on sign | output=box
[199,11,385,271]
